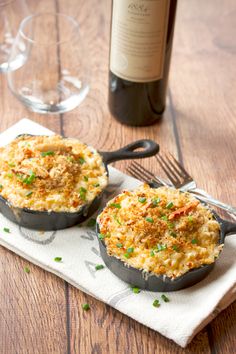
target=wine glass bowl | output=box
[7,13,89,114]
[0,0,29,72]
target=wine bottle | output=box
[108,0,178,126]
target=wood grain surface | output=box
[0,0,235,353]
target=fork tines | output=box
[126,161,153,183]
[155,152,192,186]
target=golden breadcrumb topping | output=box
[0,135,108,212]
[98,185,222,279]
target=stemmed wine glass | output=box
[7,13,90,114]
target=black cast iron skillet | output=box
[96,197,236,292]
[0,135,159,230]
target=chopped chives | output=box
[114,216,122,225]
[25,191,33,197]
[150,250,155,257]
[152,197,161,207]
[67,156,74,163]
[161,215,168,221]
[84,176,89,181]
[8,162,15,167]
[23,171,36,185]
[93,183,100,187]
[168,222,175,229]
[166,201,174,209]
[6,173,13,178]
[116,243,123,248]
[161,294,170,302]
[79,187,87,201]
[153,299,160,307]
[131,286,140,294]
[95,264,104,271]
[78,157,85,165]
[82,303,90,311]
[156,244,167,252]
[98,233,105,240]
[124,253,130,259]
[0,184,3,189]
[170,231,177,238]
[41,151,55,157]
[188,216,194,223]
[3,227,10,233]
[145,217,154,223]
[87,218,96,227]
[138,197,146,203]
[191,239,198,244]
[24,266,30,274]
[110,203,121,209]
[54,257,62,262]
[172,245,179,252]
[127,247,134,253]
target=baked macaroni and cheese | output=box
[0,135,108,212]
[98,184,222,279]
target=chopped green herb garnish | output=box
[161,294,170,302]
[124,253,131,259]
[23,171,36,185]
[153,299,160,307]
[170,231,177,238]
[82,303,90,311]
[168,222,175,229]
[41,151,55,157]
[54,257,62,262]
[3,227,10,233]
[84,176,89,182]
[93,183,100,187]
[0,184,3,189]
[145,217,154,223]
[138,197,146,203]
[191,239,198,244]
[172,245,179,252]
[8,162,15,167]
[98,233,105,240]
[161,215,168,221]
[24,266,30,274]
[127,247,134,253]
[78,157,85,164]
[116,243,123,248]
[110,203,121,209]
[95,264,104,270]
[152,197,161,207]
[114,216,122,225]
[150,250,155,257]
[87,218,96,227]
[188,216,193,223]
[25,191,33,197]
[79,187,87,201]
[67,156,74,162]
[166,201,174,209]
[131,286,140,294]
[6,173,13,178]
[156,244,167,252]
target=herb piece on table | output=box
[153,299,160,307]
[87,218,96,227]
[24,266,30,274]
[95,264,105,271]
[161,294,170,302]
[3,227,10,233]
[131,286,141,294]
[54,257,62,262]
[82,303,90,311]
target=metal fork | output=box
[127,159,236,216]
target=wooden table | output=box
[0,0,235,352]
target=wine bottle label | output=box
[110,0,170,83]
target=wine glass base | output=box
[12,86,89,114]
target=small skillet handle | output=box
[223,220,236,237]
[101,140,159,165]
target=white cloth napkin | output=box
[0,119,235,348]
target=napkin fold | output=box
[0,119,235,348]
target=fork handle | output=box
[189,188,236,217]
